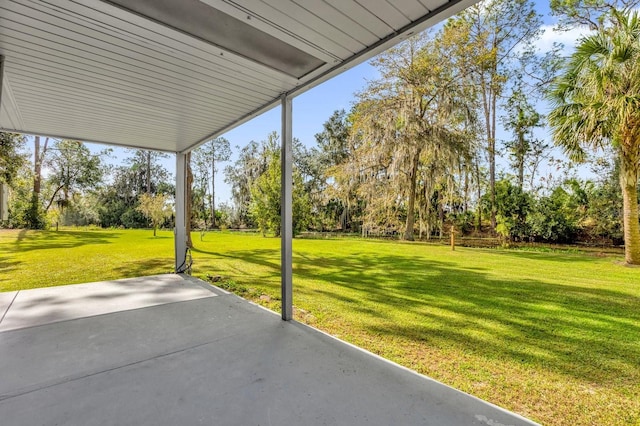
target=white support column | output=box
[281,95,293,321]
[0,56,4,109]
[175,152,187,273]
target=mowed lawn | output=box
[1,229,639,425]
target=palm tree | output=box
[548,10,640,265]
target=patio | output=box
[0,275,538,425]
[0,2,542,424]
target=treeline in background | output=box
[2,0,640,252]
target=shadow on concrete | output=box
[0,275,217,331]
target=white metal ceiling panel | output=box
[390,0,430,18]
[0,0,479,152]
[291,0,379,48]
[0,74,23,130]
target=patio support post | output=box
[175,151,187,273]
[0,56,4,107]
[0,57,5,223]
[281,94,293,321]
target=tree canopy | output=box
[0,133,26,186]
[137,193,173,237]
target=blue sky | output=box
[224,60,379,157]
[90,1,588,205]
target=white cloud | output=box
[535,24,593,56]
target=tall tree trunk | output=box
[404,150,421,241]
[438,190,444,239]
[211,154,216,228]
[475,157,482,231]
[480,77,496,232]
[33,136,41,195]
[64,166,70,202]
[32,136,49,196]
[29,136,49,228]
[620,161,640,264]
[146,151,151,194]
[186,152,193,248]
[516,124,525,191]
[202,182,209,229]
[489,86,497,231]
[463,163,469,214]
[517,157,525,190]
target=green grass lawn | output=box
[0,228,175,290]
[1,228,639,425]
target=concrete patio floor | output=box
[0,274,538,426]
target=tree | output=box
[97,166,147,228]
[550,0,640,30]
[225,132,309,229]
[126,149,170,195]
[492,178,532,242]
[248,135,311,236]
[192,138,231,228]
[137,193,172,236]
[61,192,101,227]
[32,136,49,197]
[300,110,353,231]
[249,150,281,236]
[5,161,35,228]
[547,10,640,264]
[26,135,50,229]
[584,155,625,242]
[0,133,27,225]
[528,183,582,243]
[225,140,269,227]
[97,149,172,229]
[445,0,543,231]
[0,132,26,186]
[44,140,105,213]
[314,110,351,167]
[347,34,473,240]
[503,84,545,191]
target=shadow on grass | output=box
[112,258,175,277]
[0,256,21,278]
[201,247,640,386]
[12,229,119,252]
[489,248,607,263]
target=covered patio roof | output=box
[1,0,481,319]
[0,0,477,152]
